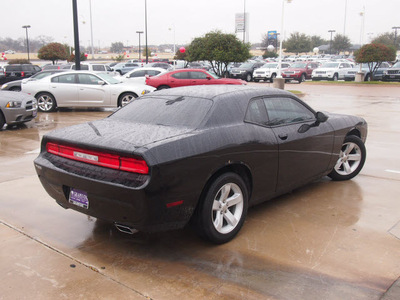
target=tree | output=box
[355,43,396,80]
[371,32,399,50]
[310,35,327,50]
[174,48,187,61]
[38,42,68,64]
[110,42,124,53]
[332,34,351,54]
[186,30,251,77]
[283,32,311,54]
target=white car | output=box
[252,62,291,82]
[312,62,354,81]
[120,67,166,85]
[22,71,155,112]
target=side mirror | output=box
[97,80,106,85]
[298,112,328,133]
[316,111,328,123]
[206,76,212,80]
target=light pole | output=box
[145,0,148,64]
[275,0,292,89]
[392,26,400,49]
[328,30,335,55]
[89,0,94,59]
[22,25,31,61]
[136,31,143,61]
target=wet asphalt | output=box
[0,82,399,299]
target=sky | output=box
[2,0,399,49]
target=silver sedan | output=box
[0,90,37,129]
[21,71,156,112]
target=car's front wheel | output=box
[328,135,366,181]
[36,92,57,112]
[0,112,5,129]
[299,73,306,83]
[118,92,138,107]
[193,172,248,244]
[270,73,276,83]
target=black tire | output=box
[36,92,57,112]
[270,73,276,83]
[332,73,339,81]
[245,73,252,82]
[118,92,138,107]
[328,135,366,181]
[299,73,306,83]
[0,112,5,130]
[157,85,170,90]
[193,172,248,244]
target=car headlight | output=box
[1,84,8,90]
[141,90,151,95]
[6,101,22,108]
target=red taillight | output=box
[21,71,25,77]
[46,142,149,174]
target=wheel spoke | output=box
[219,184,231,202]
[224,210,238,227]
[212,200,220,211]
[226,193,242,208]
[343,161,352,174]
[344,143,355,155]
[348,153,361,162]
[213,211,223,231]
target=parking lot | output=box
[1,82,400,299]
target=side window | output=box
[52,74,76,84]
[77,74,101,85]
[147,70,161,76]
[264,97,315,126]
[171,72,190,79]
[190,71,207,79]
[130,70,146,77]
[245,98,268,125]
[92,65,105,71]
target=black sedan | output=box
[34,85,367,244]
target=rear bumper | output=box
[34,154,194,232]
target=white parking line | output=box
[385,169,400,174]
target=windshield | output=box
[262,63,278,68]
[97,73,121,84]
[239,63,254,68]
[290,63,307,68]
[110,95,213,128]
[392,62,400,68]
[321,63,340,68]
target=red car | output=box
[145,69,246,89]
[281,61,320,83]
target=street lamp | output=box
[144,0,148,64]
[392,26,400,48]
[328,30,335,55]
[22,25,31,61]
[136,31,143,61]
[275,0,292,89]
[89,0,94,59]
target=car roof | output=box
[148,85,291,100]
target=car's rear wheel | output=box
[193,172,248,244]
[328,135,366,181]
[118,92,138,107]
[157,85,170,90]
[246,73,252,82]
[36,92,57,112]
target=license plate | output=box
[69,188,89,209]
[11,72,15,76]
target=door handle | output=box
[278,133,288,140]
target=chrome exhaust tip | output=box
[114,223,139,235]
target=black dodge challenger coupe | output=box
[34,85,367,244]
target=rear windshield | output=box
[110,95,213,128]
